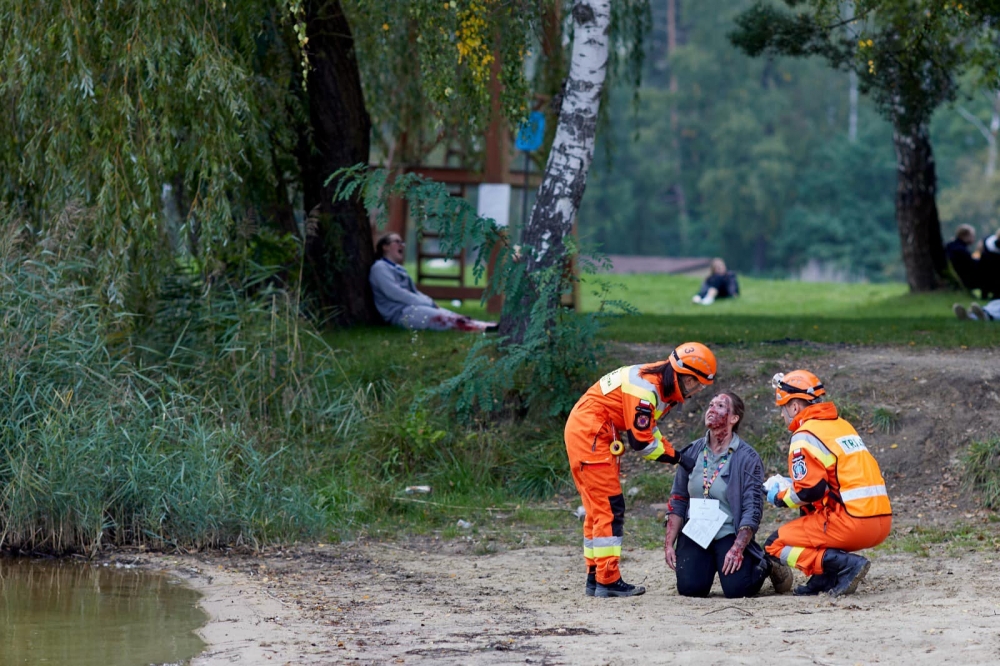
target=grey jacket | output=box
[369,259,436,325]
[668,433,766,559]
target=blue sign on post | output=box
[515,111,545,227]
[515,111,546,153]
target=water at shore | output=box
[0,558,206,666]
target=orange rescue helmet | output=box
[772,370,826,406]
[669,342,717,386]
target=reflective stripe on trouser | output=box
[570,460,625,585]
[764,504,892,576]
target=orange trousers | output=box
[569,460,625,585]
[765,504,892,576]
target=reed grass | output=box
[962,437,1000,509]
[0,242,379,553]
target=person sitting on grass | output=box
[692,258,740,305]
[953,300,1000,322]
[944,224,980,292]
[369,232,496,332]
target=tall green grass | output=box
[962,437,1000,509]
[0,250,387,552]
[6,230,998,554]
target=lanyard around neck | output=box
[702,445,730,498]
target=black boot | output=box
[822,549,871,597]
[594,577,646,598]
[585,566,597,597]
[793,573,833,596]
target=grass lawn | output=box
[320,270,997,542]
[431,272,1000,348]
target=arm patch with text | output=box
[633,405,653,431]
[791,453,808,481]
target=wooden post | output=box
[484,54,509,314]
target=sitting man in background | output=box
[944,224,980,292]
[369,233,495,332]
[692,258,740,305]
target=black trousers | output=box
[674,531,768,598]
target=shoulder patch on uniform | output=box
[791,454,807,481]
[634,405,653,431]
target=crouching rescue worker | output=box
[565,343,717,598]
[763,371,892,597]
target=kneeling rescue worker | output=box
[763,370,893,597]
[565,343,717,598]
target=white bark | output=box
[989,90,1000,178]
[521,0,610,272]
[841,1,859,142]
[957,101,997,178]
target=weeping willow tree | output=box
[0,1,276,308]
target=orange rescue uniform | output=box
[565,363,684,585]
[765,402,892,576]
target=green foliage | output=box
[347,0,536,153]
[962,436,1000,509]
[773,128,901,280]
[580,0,904,277]
[0,0,279,307]
[335,166,625,418]
[0,217,410,551]
[730,1,982,129]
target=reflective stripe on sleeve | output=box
[640,431,666,461]
[791,432,837,467]
[781,488,803,508]
[622,366,658,403]
[840,484,888,502]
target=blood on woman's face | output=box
[704,394,733,433]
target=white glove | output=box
[763,474,792,494]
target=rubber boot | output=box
[822,549,871,597]
[594,577,646,598]
[766,555,793,594]
[585,566,597,597]
[793,573,833,596]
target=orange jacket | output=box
[775,402,892,518]
[565,362,683,465]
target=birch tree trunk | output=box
[667,0,690,249]
[841,1,859,142]
[498,0,610,342]
[989,90,999,178]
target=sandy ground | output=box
[140,345,1000,665]
[138,531,1000,666]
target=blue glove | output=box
[767,484,780,505]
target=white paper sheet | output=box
[683,498,727,549]
[689,498,720,521]
[682,513,728,549]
